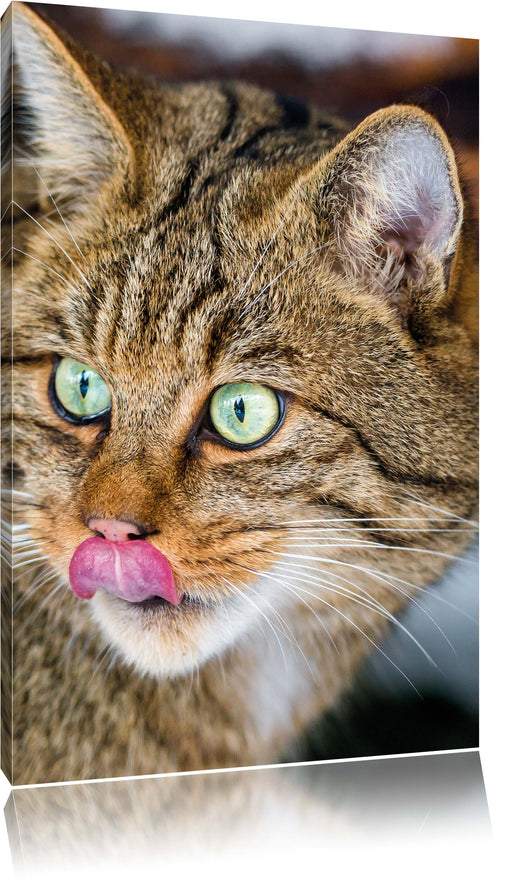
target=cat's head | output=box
[5,5,478,678]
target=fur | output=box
[1,4,478,784]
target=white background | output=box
[1,0,509,877]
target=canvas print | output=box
[1,2,478,785]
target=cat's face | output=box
[6,6,478,679]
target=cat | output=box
[1,3,478,785]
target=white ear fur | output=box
[12,3,132,206]
[363,123,462,260]
[326,107,464,293]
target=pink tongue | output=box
[69,537,182,605]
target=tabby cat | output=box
[1,3,478,785]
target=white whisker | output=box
[271,562,439,665]
[11,247,81,290]
[12,555,48,569]
[271,545,472,564]
[400,493,479,528]
[287,581,422,696]
[246,241,333,313]
[275,516,469,526]
[240,564,339,653]
[220,573,288,668]
[30,164,86,258]
[271,553,456,651]
[238,189,301,302]
[284,526,475,534]
[12,201,92,291]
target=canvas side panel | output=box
[1,2,14,787]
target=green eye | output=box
[209,382,282,448]
[53,358,111,422]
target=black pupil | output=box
[234,395,245,423]
[79,371,89,399]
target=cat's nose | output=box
[88,518,145,543]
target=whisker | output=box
[242,241,333,318]
[274,516,469,526]
[11,551,47,565]
[238,563,339,653]
[283,526,475,534]
[269,553,456,650]
[285,581,422,696]
[102,647,122,680]
[270,546,473,564]
[89,645,114,682]
[238,189,301,301]
[11,247,81,290]
[12,555,48,569]
[271,562,439,664]
[12,201,92,291]
[18,579,65,631]
[247,585,306,652]
[216,564,318,679]
[202,562,272,652]
[399,493,479,528]
[219,573,288,668]
[11,542,46,553]
[30,164,86,259]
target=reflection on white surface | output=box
[5,751,489,877]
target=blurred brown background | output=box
[33,2,478,217]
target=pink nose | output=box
[88,518,143,543]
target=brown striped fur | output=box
[2,4,478,784]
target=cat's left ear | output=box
[315,105,464,318]
[12,3,133,209]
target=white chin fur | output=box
[89,575,286,679]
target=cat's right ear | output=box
[12,3,133,210]
[307,104,466,328]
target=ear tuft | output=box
[363,122,462,260]
[12,3,132,209]
[323,106,464,301]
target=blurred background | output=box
[26,2,479,760]
[33,2,478,217]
